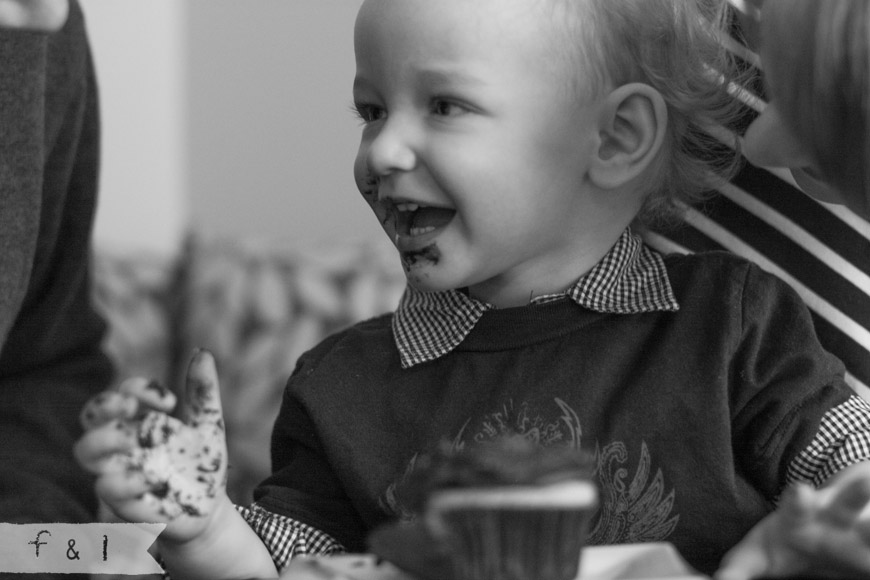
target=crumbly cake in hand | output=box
[120,410,224,519]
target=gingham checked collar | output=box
[392,229,680,368]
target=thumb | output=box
[715,552,766,580]
[714,521,775,580]
[182,348,224,430]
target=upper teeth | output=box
[395,202,420,212]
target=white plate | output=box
[579,543,708,579]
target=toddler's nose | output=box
[365,118,417,177]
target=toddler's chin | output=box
[404,273,458,296]
[405,276,444,294]
[398,248,475,296]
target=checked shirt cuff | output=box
[237,503,345,572]
[786,395,870,489]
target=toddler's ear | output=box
[589,83,667,190]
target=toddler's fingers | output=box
[181,349,224,429]
[819,474,870,528]
[714,543,768,580]
[74,419,137,473]
[78,450,134,476]
[95,472,170,524]
[778,482,818,524]
[95,470,151,504]
[80,391,138,430]
[118,376,177,414]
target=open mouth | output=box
[392,202,456,238]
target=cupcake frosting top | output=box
[399,435,594,514]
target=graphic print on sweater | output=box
[381,397,679,545]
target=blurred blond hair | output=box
[761,0,870,215]
[553,0,749,226]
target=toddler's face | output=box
[0,0,68,31]
[352,0,605,307]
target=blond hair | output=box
[553,0,748,226]
[762,0,870,216]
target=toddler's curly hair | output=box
[553,0,750,227]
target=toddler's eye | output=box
[353,103,386,124]
[430,99,466,117]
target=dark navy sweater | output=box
[256,252,853,574]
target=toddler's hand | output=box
[715,463,870,580]
[74,349,228,543]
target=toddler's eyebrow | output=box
[352,66,487,97]
[415,67,486,89]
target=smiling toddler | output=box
[75,1,870,579]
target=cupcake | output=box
[380,436,597,580]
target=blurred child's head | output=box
[743,0,870,217]
[352,0,740,306]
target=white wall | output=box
[82,0,188,256]
[84,0,381,257]
[186,0,379,251]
